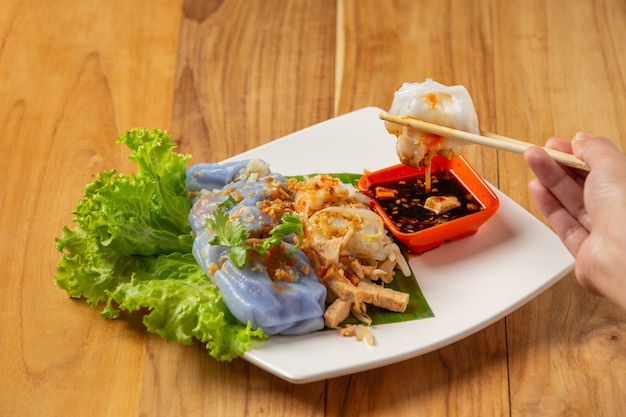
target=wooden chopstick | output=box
[379,112,590,171]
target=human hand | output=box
[524,133,626,311]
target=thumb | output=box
[572,132,625,169]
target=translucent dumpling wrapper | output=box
[187,160,290,237]
[294,174,411,283]
[202,243,326,335]
[186,158,272,203]
[186,159,327,335]
[294,174,370,219]
[305,206,411,280]
[307,207,388,261]
[385,78,480,168]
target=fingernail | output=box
[574,132,593,141]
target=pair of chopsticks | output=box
[379,112,590,171]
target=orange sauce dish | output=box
[358,155,499,253]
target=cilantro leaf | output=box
[207,198,246,249]
[261,212,304,254]
[205,198,304,268]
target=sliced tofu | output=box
[424,195,461,215]
[324,298,353,328]
[374,186,398,199]
[357,281,409,312]
[322,266,364,304]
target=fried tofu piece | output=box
[424,195,461,215]
[322,265,364,304]
[374,186,398,199]
[356,281,409,312]
[324,298,353,328]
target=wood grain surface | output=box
[2,0,625,416]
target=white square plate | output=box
[223,107,575,383]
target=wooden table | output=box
[2,1,625,415]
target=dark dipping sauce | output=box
[371,172,484,234]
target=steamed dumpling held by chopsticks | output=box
[384,79,480,169]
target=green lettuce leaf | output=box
[55,128,267,361]
[103,252,267,360]
[67,129,194,256]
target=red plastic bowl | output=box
[358,155,499,253]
